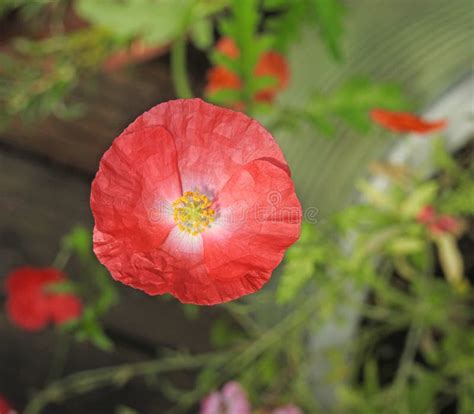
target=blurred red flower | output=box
[205,37,289,106]
[5,267,82,331]
[416,205,462,236]
[91,99,301,305]
[0,395,17,414]
[370,109,447,133]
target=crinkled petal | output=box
[199,159,302,304]
[123,99,290,193]
[91,125,183,292]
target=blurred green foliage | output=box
[2,0,398,137]
[271,78,409,137]
[0,27,119,127]
[58,226,119,351]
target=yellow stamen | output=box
[173,190,215,236]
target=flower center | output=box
[172,190,215,236]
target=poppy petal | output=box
[124,99,290,191]
[91,125,182,280]
[200,160,302,304]
[205,66,242,96]
[371,109,447,133]
[254,51,290,103]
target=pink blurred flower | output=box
[200,381,251,414]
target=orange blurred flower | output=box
[205,37,289,107]
[370,109,447,134]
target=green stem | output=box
[24,295,317,414]
[46,331,71,385]
[394,323,424,388]
[171,36,193,99]
[24,352,228,414]
[52,247,71,270]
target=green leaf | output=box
[207,88,242,105]
[209,50,240,72]
[387,236,425,256]
[75,309,115,351]
[440,178,474,215]
[76,0,194,45]
[44,280,77,294]
[406,369,442,414]
[182,304,200,320]
[300,79,408,137]
[115,406,140,414]
[63,226,92,260]
[215,0,273,108]
[210,318,243,348]
[265,1,309,52]
[434,233,465,289]
[277,222,328,303]
[357,180,393,211]
[190,18,213,50]
[310,0,344,60]
[252,74,278,90]
[399,181,438,218]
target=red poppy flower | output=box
[370,109,447,134]
[91,99,301,305]
[215,37,240,59]
[416,205,462,236]
[205,37,290,105]
[206,66,242,94]
[5,267,82,331]
[0,395,17,414]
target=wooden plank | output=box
[0,60,175,173]
[0,51,206,174]
[0,149,216,353]
[0,314,176,414]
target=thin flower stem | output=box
[23,351,229,414]
[51,247,71,270]
[46,331,71,385]
[170,296,317,413]
[24,295,317,414]
[394,323,424,388]
[171,35,193,99]
[222,302,262,335]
